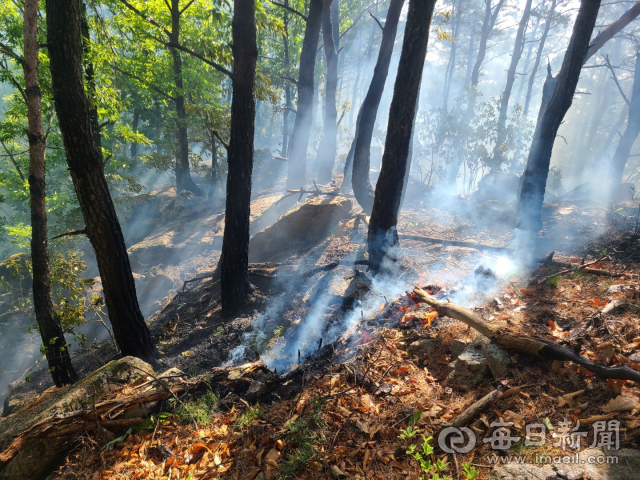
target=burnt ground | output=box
[3,187,640,479]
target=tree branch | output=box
[281,75,299,86]
[603,54,631,106]
[50,229,87,240]
[0,140,26,182]
[179,0,197,15]
[212,130,229,149]
[270,1,307,22]
[0,41,23,65]
[585,2,640,63]
[111,64,176,101]
[118,0,171,37]
[368,11,384,31]
[164,42,233,78]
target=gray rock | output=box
[450,345,490,385]
[0,357,154,480]
[489,447,640,480]
[450,339,469,357]
[407,339,437,357]
[482,342,511,380]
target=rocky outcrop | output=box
[0,357,153,480]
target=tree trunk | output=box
[131,107,140,158]
[442,0,460,112]
[282,2,292,158]
[46,0,155,360]
[314,0,339,184]
[80,2,102,152]
[515,11,541,105]
[524,0,557,116]
[584,2,640,64]
[368,0,437,273]
[515,0,602,235]
[209,129,218,199]
[351,0,405,214]
[447,0,505,188]
[608,52,640,186]
[24,0,78,387]
[286,0,325,189]
[220,0,258,315]
[170,0,202,196]
[493,0,533,167]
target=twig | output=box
[369,11,384,30]
[50,228,87,240]
[537,255,608,284]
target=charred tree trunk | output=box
[447,0,505,188]
[314,0,339,183]
[287,0,325,189]
[351,0,405,214]
[368,0,437,273]
[46,0,155,360]
[24,0,78,387]
[608,52,640,186]
[515,0,602,235]
[493,0,532,167]
[169,0,202,196]
[220,0,258,315]
[524,0,557,116]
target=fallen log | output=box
[412,288,640,383]
[398,234,511,253]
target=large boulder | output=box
[249,196,353,263]
[0,357,153,480]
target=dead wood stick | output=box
[412,288,640,383]
[398,234,511,253]
[536,255,609,284]
[50,228,86,240]
[451,386,523,427]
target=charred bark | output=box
[368,0,437,272]
[314,0,339,184]
[608,52,640,186]
[493,0,533,166]
[515,0,602,234]
[351,0,405,214]
[524,0,557,116]
[24,0,78,387]
[46,0,155,360]
[287,0,325,189]
[220,0,258,315]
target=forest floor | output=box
[2,181,640,479]
[40,189,640,480]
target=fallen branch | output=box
[398,234,511,253]
[412,288,640,383]
[451,386,522,427]
[536,255,613,284]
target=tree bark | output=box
[314,0,339,183]
[608,52,640,186]
[170,0,202,196]
[80,3,102,153]
[524,0,557,116]
[447,0,506,187]
[220,0,258,315]
[24,0,78,387]
[351,0,405,214]
[515,0,602,234]
[46,0,155,360]
[287,0,325,189]
[493,0,533,167]
[368,0,437,273]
